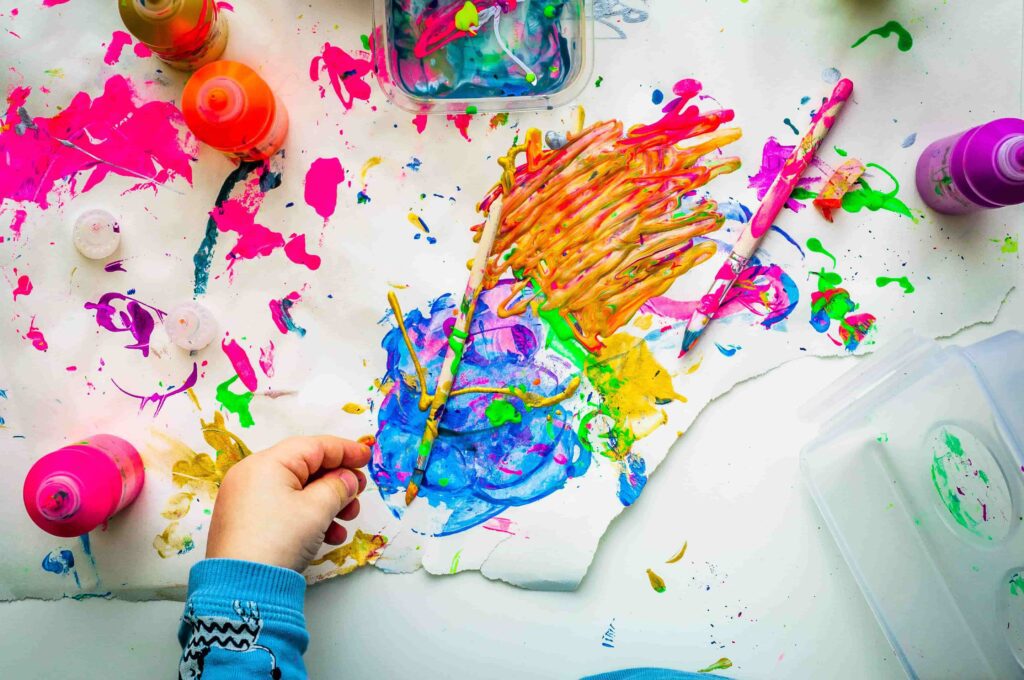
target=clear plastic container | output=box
[372,0,593,114]
[801,331,1024,679]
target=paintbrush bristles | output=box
[404,196,505,506]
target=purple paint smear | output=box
[113,362,198,417]
[84,292,166,357]
[747,137,818,212]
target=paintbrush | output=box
[405,195,505,505]
[680,78,855,355]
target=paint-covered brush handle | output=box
[736,78,854,258]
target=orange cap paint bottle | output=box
[119,0,228,71]
[182,61,289,162]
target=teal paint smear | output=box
[930,429,983,537]
[1011,573,1024,597]
[193,161,262,296]
[851,20,914,52]
[876,276,915,294]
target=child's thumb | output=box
[303,468,359,519]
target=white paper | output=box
[0,0,1020,599]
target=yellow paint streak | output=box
[161,492,195,520]
[387,281,410,289]
[451,375,581,408]
[311,530,388,576]
[646,568,667,592]
[666,540,688,564]
[147,411,252,499]
[360,156,382,183]
[407,212,429,233]
[153,522,192,559]
[342,402,368,414]
[588,333,686,452]
[186,388,201,411]
[633,314,654,331]
[686,355,703,374]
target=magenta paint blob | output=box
[23,435,145,538]
[916,118,1024,214]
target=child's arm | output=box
[178,435,370,679]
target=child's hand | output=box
[206,436,371,572]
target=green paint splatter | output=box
[1011,573,1024,597]
[525,72,537,84]
[595,75,604,88]
[876,276,915,294]
[842,163,918,222]
[790,187,818,201]
[544,4,556,18]
[834,146,848,157]
[698,658,734,674]
[465,105,478,115]
[360,34,370,50]
[993,235,1019,254]
[876,433,889,443]
[851,20,914,52]
[930,429,985,538]
[806,237,837,267]
[454,1,479,31]
[485,399,523,427]
[215,376,255,428]
[450,549,463,574]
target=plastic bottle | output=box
[915,118,1024,214]
[119,0,228,71]
[182,61,290,161]
[23,435,145,538]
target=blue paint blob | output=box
[41,548,80,588]
[822,67,842,84]
[652,89,664,105]
[405,157,422,172]
[357,191,371,204]
[371,283,590,535]
[800,96,811,105]
[617,453,647,506]
[715,343,742,357]
[901,133,918,148]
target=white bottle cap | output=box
[164,302,218,351]
[73,210,121,260]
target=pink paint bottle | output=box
[915,118,1024,214]
[23,435,145,538]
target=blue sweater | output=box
[179,559,733,680]
[178,559,307,679]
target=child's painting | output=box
[0,0,1020,598]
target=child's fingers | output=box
[267,435,372,484]
[336,498,360,522]
[303,467,360,519]
[324,521,348,546]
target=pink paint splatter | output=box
[310,43,373,111]
[482,517,515,535]
[43,0,72,6]
[747,137,818,212]
[24,317,47,351]
[103,30,134,65]
[413,115,428,134]
[269,291,305,336]
[283,234,321,270]
[447,113,472,142]
[303,157,345,222]
[0,75,196,218]
[8,209,27,241]
[221,337,258,392]
[643,262,798,329]
[216,1,234,10]
[133,42,152,58]
[12,273,32,300]
[259,341,275,377]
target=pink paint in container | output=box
[23,435,145,538]
[915,117,1024,214]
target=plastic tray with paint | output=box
[801,331,1024,679]
[373,0,593,114]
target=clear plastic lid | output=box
[372,0,593,114]
[801,331,1024,679]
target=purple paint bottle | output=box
[915,118,1024,214]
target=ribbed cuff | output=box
[187,559,306,613]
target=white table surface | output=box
[2,290,1019,679]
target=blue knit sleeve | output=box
[178,559,309,679]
